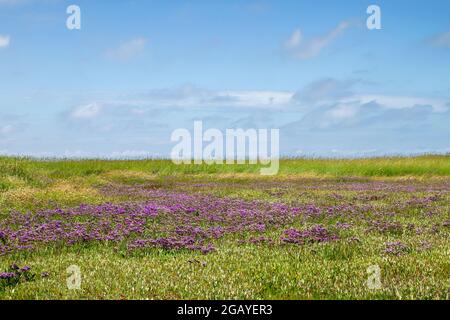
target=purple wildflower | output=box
[335,222,352,230]
[369,220,403,234]
[281,225,339,245]
[10,263,19,271]
[384,241,409,255]
[0,272,16,279]
[20,266,31,272]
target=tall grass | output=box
[0,155,448,185]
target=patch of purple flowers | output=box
[0,264,35,291]
[335,222,352,230]
[0,180,447,258]
[369,220,403,234]
[384,241,409,255]
[0,272,16,279]
[0,189,315,255]
[281,225,339,245]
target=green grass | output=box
[1,154,449,182]
[0,155,449,300]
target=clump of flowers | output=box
[0,231,7,244]
[430,224,441,234]
[384,241,409,256]
[335,222,352,230]
[418,240,432,251]
[281,225,339,245]
[406,195,440,207]
[369,220,403,234]
[0,264,35,291]
[248,236,274,245]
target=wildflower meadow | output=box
[0,155,448,299]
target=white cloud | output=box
[0,124,14,134]
[326,103,359,121]
[287,77,450,129]
[291,78,449,114]
[219,90,292,107]
[64,81,450,125]
[106,37,148,61]
[429,29,450,47]
[0,35,10,48]
[284,29,302,49]
[347,94,449,113]
[69,103,102,119]
[284,21,351,59]
[293,78,356,103]
[106,86,294,110]
[289,98,449,130]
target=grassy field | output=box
[0,155,449,299]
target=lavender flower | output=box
[281,225,339,245]
[369,220,403,234]
[384,241,409,255]
[20,266,31,272]
[0,272,16,279]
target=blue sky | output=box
[0,0,449,158]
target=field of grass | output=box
[0,155,449,299]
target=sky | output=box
[0,0,449,158]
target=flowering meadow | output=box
[0,156,449,299]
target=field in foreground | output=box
[0,156,449,299]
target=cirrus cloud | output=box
[284,21,352,60]
[68,103,102,119]
[106,37,148,61]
